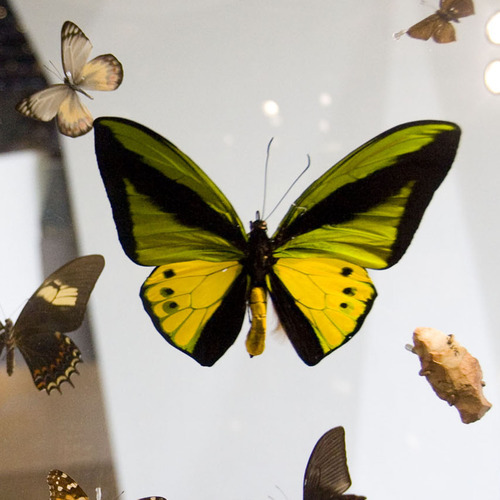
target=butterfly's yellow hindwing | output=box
[270,258,376,355]
[141,260,245,355]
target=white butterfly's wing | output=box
[16,85,72,121]
[79,54,124,91]
[61,20,93,84]
[57,91,93,137]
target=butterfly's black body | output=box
[245,218,276,288]
[0,318,15,375]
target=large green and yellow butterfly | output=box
[94,118,460,367]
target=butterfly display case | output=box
[1,0,499,499]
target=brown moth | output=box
[401,0,475,43]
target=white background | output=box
[7,1,500,499]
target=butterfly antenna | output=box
[265,154,311,221]
[261,137,274,219]
[393,29,407,40]
[268,485,287,500]
[44,60,64,81]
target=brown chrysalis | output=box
[403,0,475,43]
[407,327,492,423]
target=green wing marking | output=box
[94,117,247,265]
[273,121,461,269]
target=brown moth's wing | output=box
[432,20,457,43]
[407,14,445,41]
[440,0,475,18]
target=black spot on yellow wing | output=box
[341,267,353,277]
[141,261,248,366]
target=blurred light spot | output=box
[484,60,500,94]
[319,92,332,106]
[262,100,279,116]
[318,119,330,133]
[229,419,243,432]
[0,6,7,19]
[486,12,500,44]
[404,433,421,451]
[223,134,234,146]
[324,141,343,154]
[330,377,351,395]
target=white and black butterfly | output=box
[47,469,166,500]
[0,255,104,394]
[16,21,123,137]
[304,427,365,500]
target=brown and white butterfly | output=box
[0,255,105,394]
[16,21,123,137]
[397,0,475,43]
[47,470,166,500]
[303,427,365,500]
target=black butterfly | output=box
[0,255,104,393]
[47,469,166,500]
[304,427,366,500]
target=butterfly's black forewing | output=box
[304,427,366,500]
[6,255,104,393]
[14,255,105,335]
